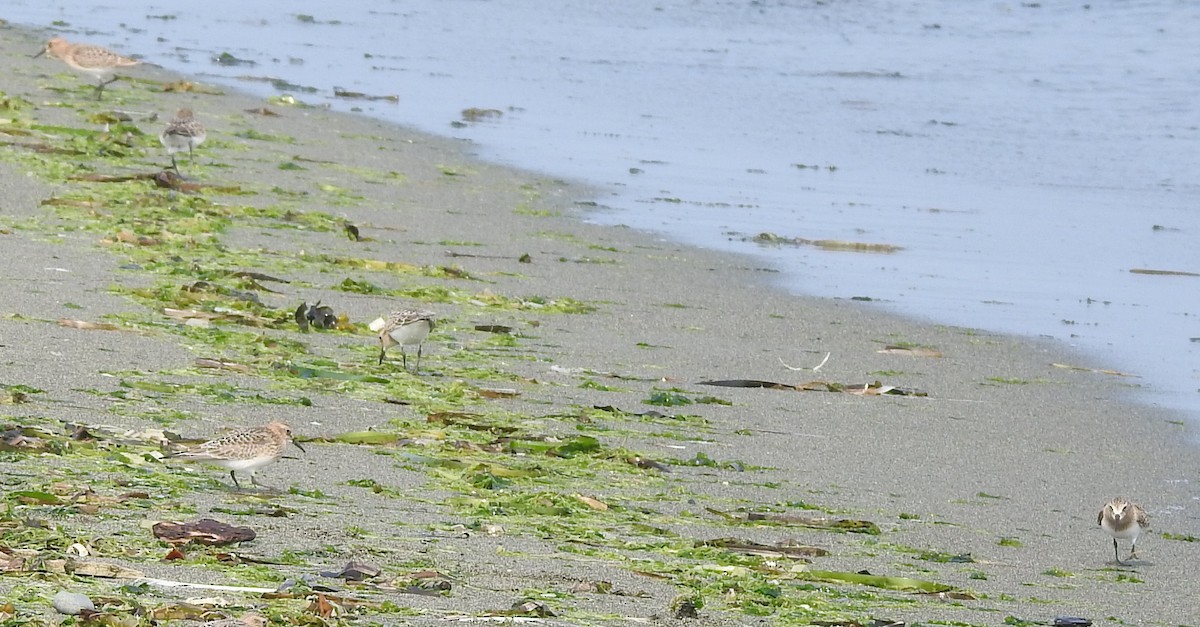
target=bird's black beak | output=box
[32,48,46,59]
[292,440,307,453]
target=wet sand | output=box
[1,24,1198,626]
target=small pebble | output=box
[52,590,94,615]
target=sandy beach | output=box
[1,22,1198,626]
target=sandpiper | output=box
[160,108,207,173]
[171,421,304,490]
[372,309,435,373]
[1098,497,1149,565]
[34,37,140,100]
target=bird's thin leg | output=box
[170,154,180,174]
[401,349,409,372]
[378,346,386,365]
[1128,542,1139,561]
[230,471,241,490]
[414,344,423,373]
[1113,538,1126,566]
[93,83,104,101]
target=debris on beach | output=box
[705,507,882,535]
[700,537,829,560]
[698,378,927,397]
[1129,267,1199,277]
[750,231,903,253]
[152,518,256,546]
[877,345,943,358]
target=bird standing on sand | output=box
[1098,497,1149,565]
[372,309,435,373]
[160,108,207,174]
[34,37,140,100]
[171,421,304,490]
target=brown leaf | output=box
[163,547,186,561]
[244,107,280,116]
[307,593,338,619]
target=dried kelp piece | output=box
[751,232,903,253]
[474,324,514,334]
[194,358,251,372]
[152,519,256,546]
[488,435,600,458]
[244,107,280,116]
[802,569,955,593]
[1051,363,1139,378]
[333,87,399,102]
[1053,618,1093,627]
[707,508,881,535]
[592,405,682,419]
[747,511,881,535]
[427,412,518,434]
[344,223,361,241]
[697,379,927,397]
[231,270,289,284]
[322,561,381,581]
[697,379,793,390]
[701,537,829,559]
[58,318,122,331]
[813,619,907,627]
[877,345,943,358]
[1129,268,1199,277]
[477,387,520,398]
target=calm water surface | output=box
[8,1,1198,415]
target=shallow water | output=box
[9,1,1198,415]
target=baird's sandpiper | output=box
[172,421,304,490]
[1098,497,1149,565]
[34,37,140,100]
[371,309,435,373]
